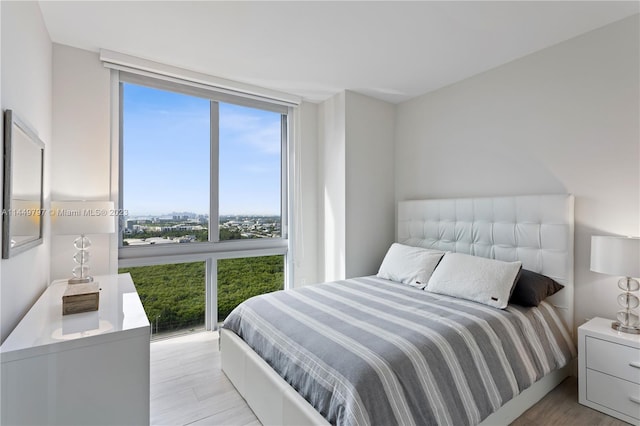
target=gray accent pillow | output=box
[509,269,564,307]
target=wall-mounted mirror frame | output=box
[2,110,45,258]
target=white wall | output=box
[395,15,640,329]
[0,1,52,342]
[318,92,346,282]
[50,44,112,281]
[317,91,396,282]
[345,91,395,278]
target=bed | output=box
[221,194,576,425]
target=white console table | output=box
[0,273,150,425]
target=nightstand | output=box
[578,317,640,424]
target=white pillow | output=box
[377,243,445,289]
[426,252,522,309]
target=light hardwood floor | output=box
[150,331,630,426]
[151,331,259,426]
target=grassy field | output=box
[119,255,284,334]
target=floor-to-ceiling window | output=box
[117,74,288,338]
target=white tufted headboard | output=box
[398,194,574,332]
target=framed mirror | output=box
[2,110,45,258]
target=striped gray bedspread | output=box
[223,275,576,426]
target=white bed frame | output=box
[221,194,575,426]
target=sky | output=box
[122,83,282,217]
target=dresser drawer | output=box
[586,336,640,384]
[586,369,640,420]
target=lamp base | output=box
[68,276,93,285]
[611,321,640,334]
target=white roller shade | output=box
[100,49,301,109]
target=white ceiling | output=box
[38,1,639,104]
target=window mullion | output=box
[117,81,125,251]
[206,257,217,330]
[282,114,292,290]
[281,114,288,240]
[210,101,219,243]
[209,101,219,330]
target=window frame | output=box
[116,72,291,329]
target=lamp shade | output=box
[51,201,116,235]
[591,235,640,278]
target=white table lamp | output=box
[51,200,115,284]
[591,235,640,334]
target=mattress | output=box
[222,275,576,426]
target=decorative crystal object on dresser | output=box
[591,235,640,334]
